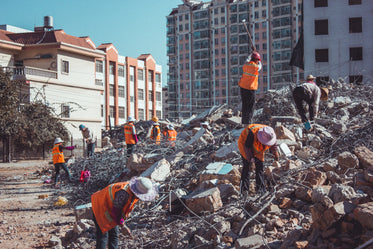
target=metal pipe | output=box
[242,19,255,51]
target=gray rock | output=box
[329,183,357,203]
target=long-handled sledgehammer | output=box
[242,19,256,52]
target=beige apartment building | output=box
[166,0,302,120]
[0,19,162,148]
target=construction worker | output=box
[79,124,96,157]
[124,117,138,158]
[238,124,279,194]
[150,116,161,145]
[164,124,177,147]
[292,75,329,130]
[91,177,158,249]
[52,137,75,187]
[238,51,262,126]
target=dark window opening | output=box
[314,0,328,7]
[315,19,328,35]
[315,49,328,62]
[349,0,361,5]
[349,17,362,33]
[349,75,363,84]
[349,47,363,61]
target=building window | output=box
[95,79,103,86]
[118,107,125,119]
[109,106,115,117]
[349,75,363,84]
[96,60,103,73]
[315,19,328,35]
[118,85,125,98]
[315,49,329,62]
[156,92,161,101]
[138,108,144,120]
[62,60,69,74]
[130,96,134,102]
[130,66,135,82]
[148,70,154,82]
[155,73,161,83]
[314,0,328,7]
[138,69,144,80]
[149,90,153,100]
[109,85,114,96]
[118,65,125,77]
[349,0,361,5]
[109,62,115,75]
[349,17,362,33]
[61,104,70,118]
[349,47,363,60]
[138,89,144,100]
[156,110,162,118]
[101,105,104,117]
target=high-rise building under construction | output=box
[166,0,302,120]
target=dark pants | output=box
[93,214,119,249]
[240,87,256,124]
[126,144,135,158]
[240,156,265,193]
[87,143,95,157]
[54,163,71,184]
[293,86,314,123]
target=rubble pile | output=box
[59,81,373,249]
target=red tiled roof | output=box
[0,29,15,42]
[5,29,96,50]
[137,54,152,60]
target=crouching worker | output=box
[91,177,158,249]
[52,137,75,187]
[238,124,279,195]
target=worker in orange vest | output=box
[52,137,75,187]
[238,124,279,194]
[150,116,161,145]
[164,124,177,147]
[91,177,158,249]
[238,52,262,125]
[124,117,138,158]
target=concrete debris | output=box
[54,81,373,249]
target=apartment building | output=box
[162,86,169,119]
[166,0,302,120]
[304,0,373,85]
[0,27,105,146]
[96,45,163,130]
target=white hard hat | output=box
[127,116,135,122]
[167,124,174,130]
[54,137,64,144]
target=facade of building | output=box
[166,0,302,120]
[162,86,169,119]
[304,0,373,85]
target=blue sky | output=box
[0,0,180,85]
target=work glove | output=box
[304,122,311,130]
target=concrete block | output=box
[140,158,171,182]
[185,187,223,214]
[74,203,93,221]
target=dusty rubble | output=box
[53,81,373,249]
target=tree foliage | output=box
[0,71,69,149]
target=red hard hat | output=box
[251,52,261,61]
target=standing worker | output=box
[164,124,177,147]
[52,137,75,187]
[150,116,161,145]
[238,124,279,194]
[238,52,262,126]
[79,124,96,157]
[292,75,329,130]
[91,177,158,249]
[124,117,138,158]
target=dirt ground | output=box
[0,160,76,249]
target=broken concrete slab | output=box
[354,146,373,169]
[140,158,171,182]
[185,187,223,214]
[353,202,373,230]
[337,151,359,170]
[235,234,264,249]
[199,165,241,186]
[212,143,239,160]
[270,116,301,127]
[275,125,296,141]
[74,203,93,222]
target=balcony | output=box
[1,66,58,80]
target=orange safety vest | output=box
[167,130,177,141]
[238,124,271,162]
[238,61,260,90]
[150,125,161,145]
[124,123,136,145]
[91,182,138,234]
[52,143,65,164]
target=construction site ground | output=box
[0,160,74,249]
